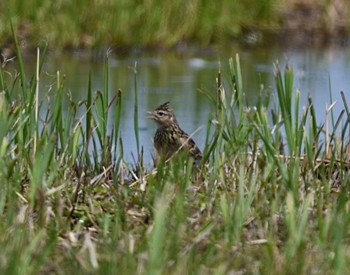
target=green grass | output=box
[1,0,283,50]
[2,33,350,274]
[2,1,349,51]
[3,1,349,51]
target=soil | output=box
[281,0,349,47]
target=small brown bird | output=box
[147,101,202,163]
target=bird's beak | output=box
[147,111,155,119]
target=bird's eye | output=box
[157,111,165,116]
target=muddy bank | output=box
[281,0,349,47]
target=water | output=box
[11,45,350,164]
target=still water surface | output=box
[18,45,350,163]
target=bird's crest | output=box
[156,101,171,111]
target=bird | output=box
[147,101,202,163]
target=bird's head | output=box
[147,101,178,126]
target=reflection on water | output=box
[10,45,350,163]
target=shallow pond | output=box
[12,44,350,164]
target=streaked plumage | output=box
[147,102,202,162]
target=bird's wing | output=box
[177,131,202,159]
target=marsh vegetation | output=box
[1,0,349,51]
[2,22,350,273]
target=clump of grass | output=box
[2,30,350,274]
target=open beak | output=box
[147,111,155,120]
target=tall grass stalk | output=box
[133,62,140,157]
[84,72,93,167]
[94,54,110,166]
[33,48,40,157]
[113,89,122,169]
[10,21,27,98]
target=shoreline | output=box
[1,1,349,57]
